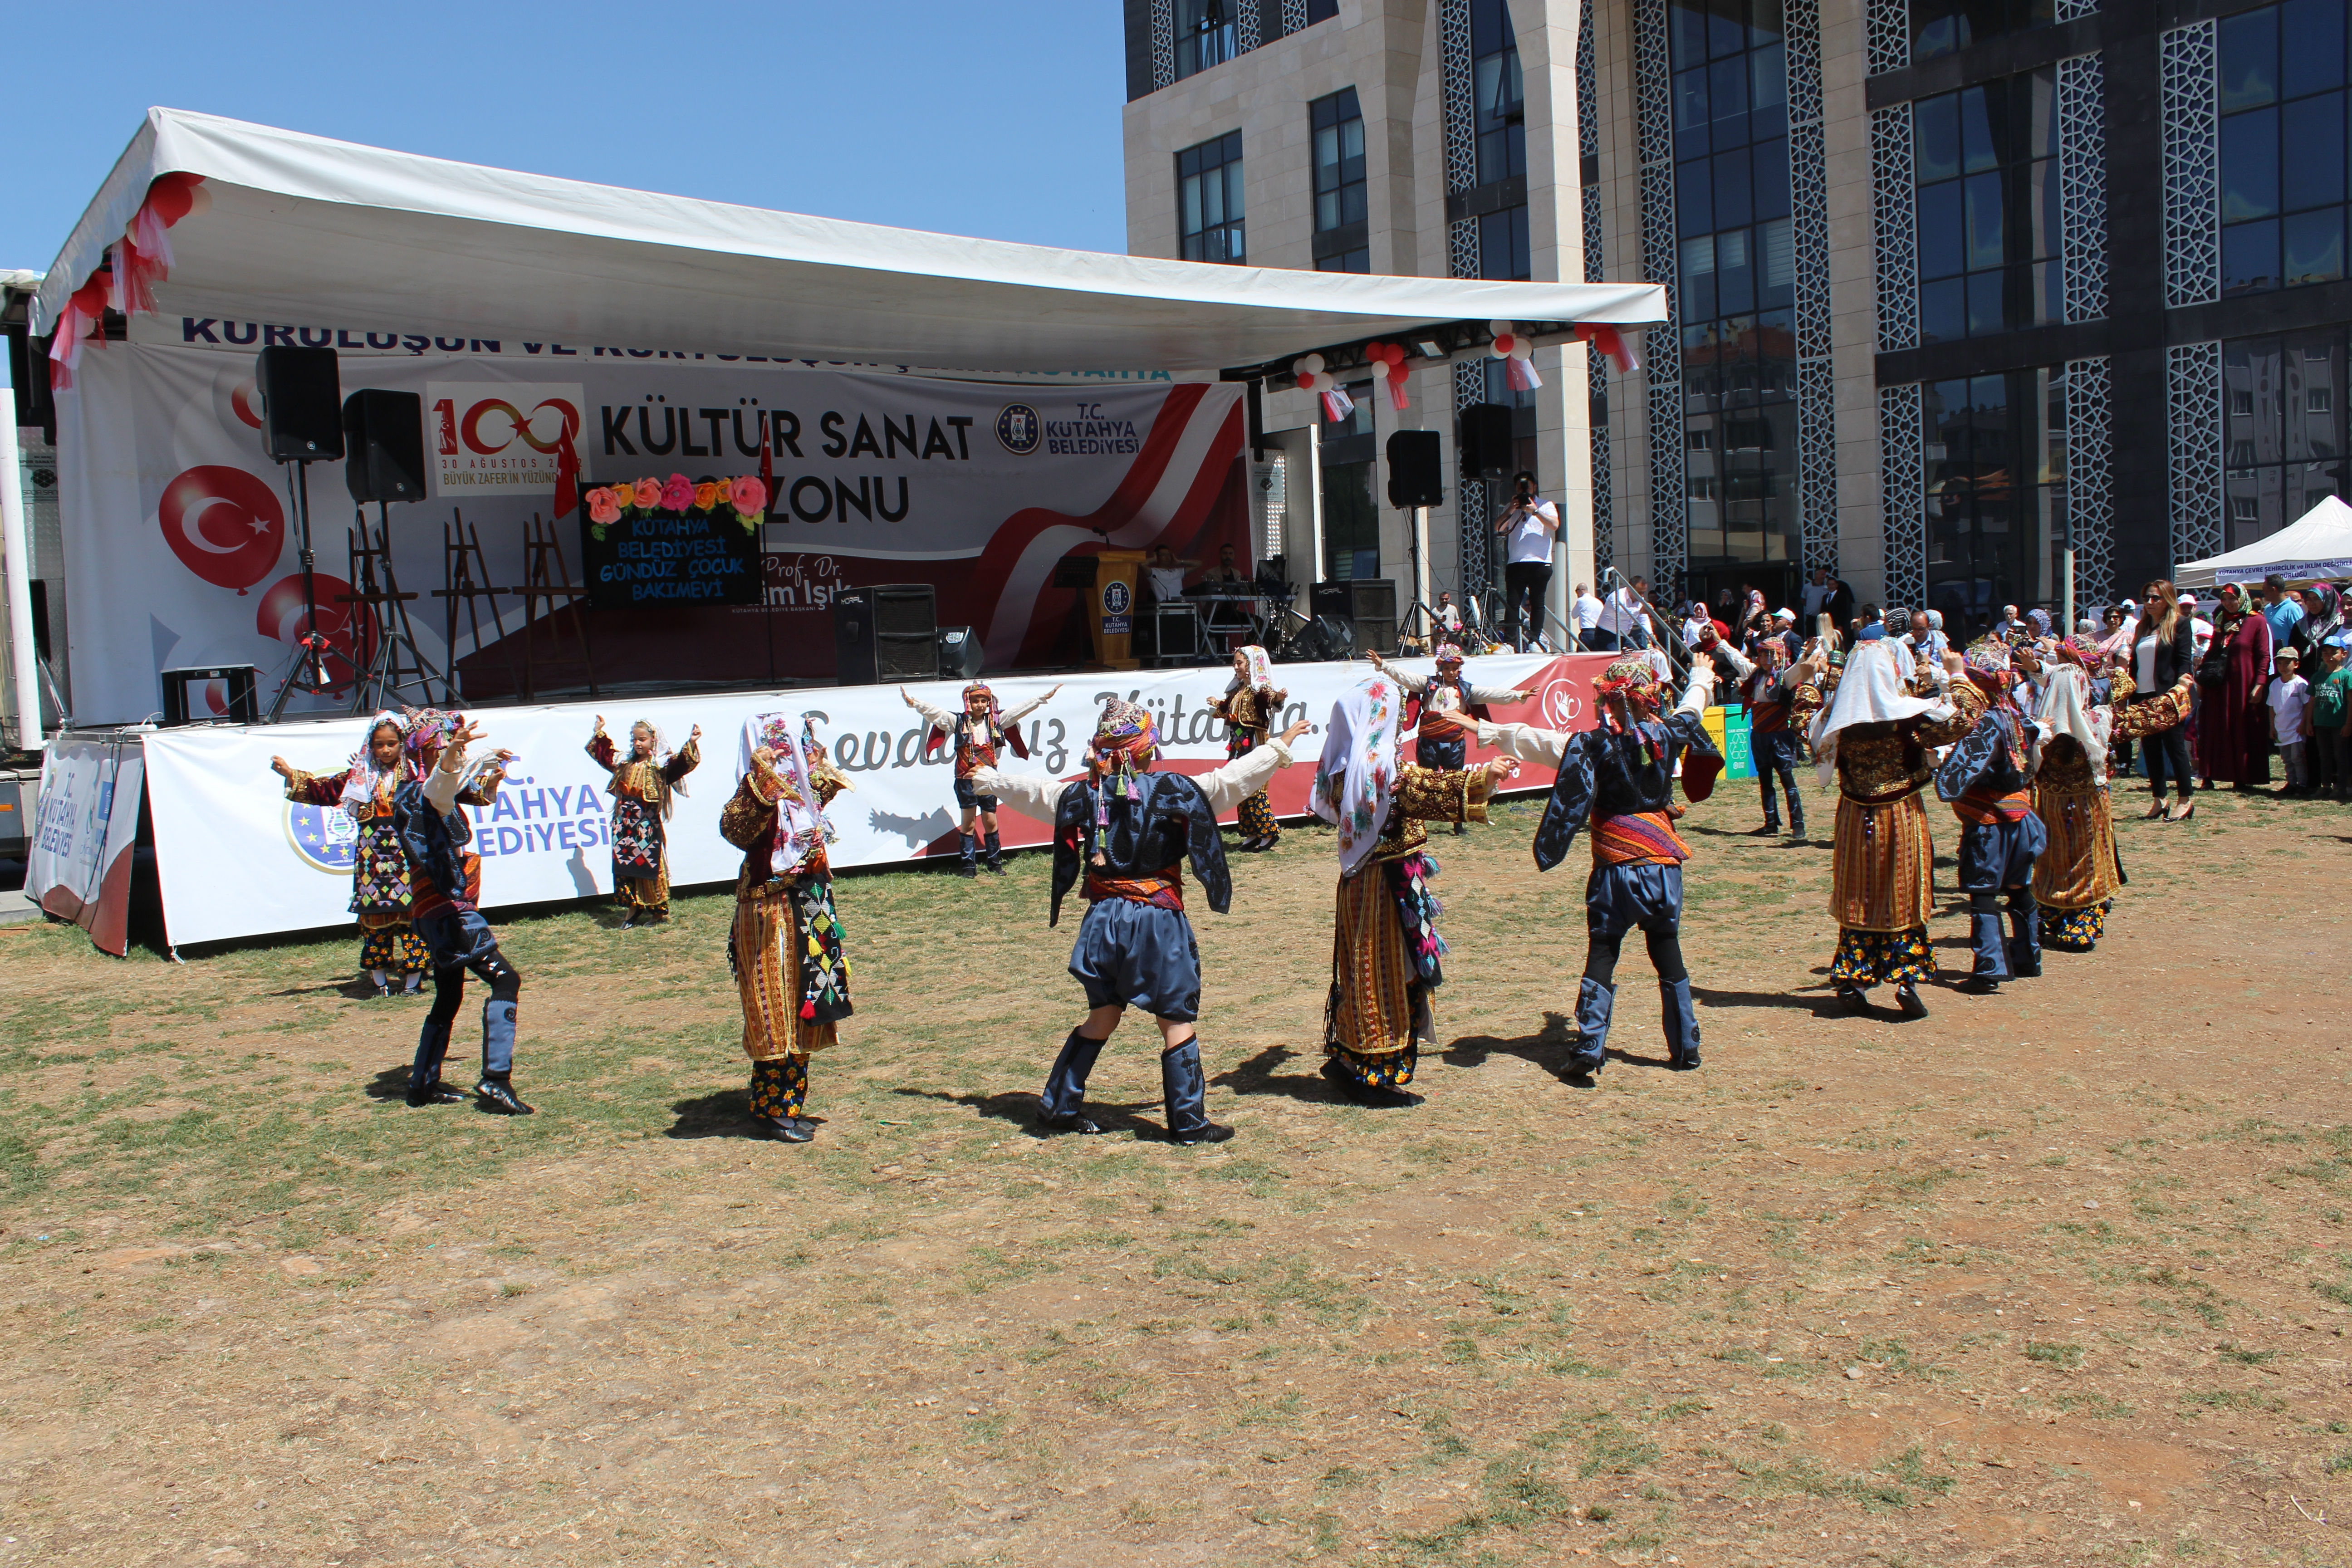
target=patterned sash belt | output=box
[1416,709,1471,740]
[1591,810,1691,867]
[1953,787,2034,825]
[1085,864,1186,911]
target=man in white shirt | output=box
[1434,592,1464,633]
[1145,545,1188,606]
[1801,567,1834,624]
[1598,576,1652,650]
[1572,582,1607,650]
[1494,470,1559,652]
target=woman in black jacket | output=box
[2128,579,2198,821]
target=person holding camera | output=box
[1494,471,1558,652]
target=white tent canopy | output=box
[36,108,1667,374]
[2176,495,2352,588]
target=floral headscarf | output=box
[1312,675,1401,877]
[1433,642,1465,667]
[740,712,830,879]
[1592,657,1667,718]
[1088,697,1159,826]
[2032,661,2110,784]
[402,706,463,758]
[341,710,414,813]
[1235,645,1277,693]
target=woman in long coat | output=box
[2196,581,2274,790]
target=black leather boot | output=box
[1159,1040,1232,1144]
[1040,1029,1107,1133]
[957,833,979,877]
[473,1074,535,1116]
[984,830,1005,875]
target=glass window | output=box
[1321,457,1379,581]
[2218,1,2352,296]
[1315,248,1372,274]
[1911,68,2063,338]
[1909,0,2054,65]
[1920,367,2069,628]
[1671,0,1799,568]
[2223,329,2350,549]
[1312,89,1367,234]
[1176,132,1245,264]
[1174,0,1237,82]
[1480,204,1532,281]
[1472,0,1526,186]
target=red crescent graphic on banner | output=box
[229,380,264,430]
[157,465,285,592]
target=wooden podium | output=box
[1088,549,1146,671]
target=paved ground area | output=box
[0,779,2347,1566]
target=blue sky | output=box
[0,2,1129,287]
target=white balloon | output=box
[1310,371,1334,392]
[186,183,214,218]
[1510,339,1534,361]
[1488,319,1513,338]
[1299,353,1326,375]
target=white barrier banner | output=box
[138,653,1603,949]
[28,732,147,956]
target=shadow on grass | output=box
[364,1065,413,1102]
[666,1088,762,1140]
[1692,984,1848,1019]
[1215,1045,1354,1106]
[1439,1017,1591,1079]
[889,1083,1163,1141]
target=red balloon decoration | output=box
[1296,372,1318,391]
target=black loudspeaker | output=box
[160,665,259,725]
[341,390,427,503]
[835,587,941,685]
[1457,402,1514,479]
[937,626,985,681]
[1386,430,1444,508]
[256,346,344,461]
[1311,578,1398,657]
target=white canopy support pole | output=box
[0,414,39,751]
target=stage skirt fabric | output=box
[730,878,844,1063]
[1829,790,1935,932]
[2031,781,2120,913]
[1325,862,1431,1061]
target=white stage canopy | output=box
[2176,495,2352,588]
[36,108,1666,375]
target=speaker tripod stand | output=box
[264,457,351,723]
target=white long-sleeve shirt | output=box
[972,738,1294,824]
[1472,669,1713,768]
[1380,666,1524,709]
[905,690,1052,735]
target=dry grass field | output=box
[2,777,2349,1567]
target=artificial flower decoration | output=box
[730,475,768,515]
[632,477,663,509]
[691,480,723,512]
[586,487,621,526]
[659,472,695,511]
[585,471,778,539]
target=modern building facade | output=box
[1120,0,2352,630]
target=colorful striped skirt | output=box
[2030,782,2120,912]
[1829,789,1935,932]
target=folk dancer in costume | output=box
[2024,647,2194,952]
[1739,637,1807,838]
[272,710,432,996]
[901,681,1061,876]
[1474,658,1723,1078]
[585,716,701,926]
[1362,645,1532,834]
[720,715,856,1144]
[392,712,532,1113]
[972,698,1310,1145]
[1934,642,2050,994]
[1313,676,1514,1106]
[1210,646,1290,852]
[1804,633,1973,1019]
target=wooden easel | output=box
[433,509,510,703]
[340,510,444,711]
[516,513,597,701]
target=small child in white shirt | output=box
[2269,647,2312,795]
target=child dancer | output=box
[720,715,855,1143]
[973,698,1309,1144]
[1363,645,1531,834]
[1209,645,1289,851]
[901,682,1061,875]
[585,716,701,926]
[392,713,530,1113]
[272,710,431,996]
[1314,675,1515,1105]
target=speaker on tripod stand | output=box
[341,388,443,711]
[256,346,346,721]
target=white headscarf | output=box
[622,720,689,797]
[2031,662,2110,784]
[341,710,410,814]
[1226,644,1277,696]
[1311,674,1403,877]
[1808,640,1954,788]
[740,713,831,879]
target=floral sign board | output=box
[577,472,766,609]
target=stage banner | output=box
[57,331,1247,726]
[138,653,1607,950]
[27,732,147,956]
